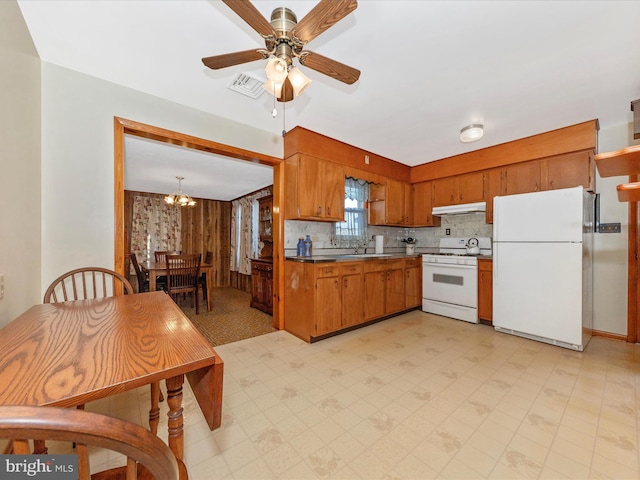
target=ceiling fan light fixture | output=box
[164,176,196,207]
[265,56,288,84]
[263,78,283,98]
[288,67,312,96]
[460,124,484,143]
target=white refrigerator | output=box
[492,186,594,351]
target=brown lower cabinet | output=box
[478,259,493,322]
[285,257,421,342]
[364,260,405,320]
[250,258,273,315]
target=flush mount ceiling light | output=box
[460,124,484,143]
[164,176,196,207]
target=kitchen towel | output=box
[374,235,384,254]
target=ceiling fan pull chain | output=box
[271,82,278,118]
[282,99,287,137]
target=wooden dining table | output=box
[0,291,223,461]
[142,260,214,312]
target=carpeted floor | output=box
[176,286,277,347]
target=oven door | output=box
[422,262,477,308]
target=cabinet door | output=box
[505,161,541,194]
[457,171,485,203]
[545,151,594,192]
[432,176,457,206]
[364,271,386,320]
[412,182,440,227]
[323,161,345,221]
[297,157,324,218]
[315,277,342,335]
[250,266,263,309]
[385,268,406,314]
[478,260,493,322]
[342,273,364,327]
[262,269,273,313]
[484,168,505,224]
[386,179,406,225]
[403,183,413,225]
[404,266,422,309]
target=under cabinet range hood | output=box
[432,202,486,216]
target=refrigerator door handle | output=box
[493,246,498,286]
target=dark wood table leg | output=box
[165,375,184,460]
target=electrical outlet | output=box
[364,155,370,165]
[598,223,621,233]
[0,274,4,300]
[446,228,451,235]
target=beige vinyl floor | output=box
[88,310,640,479]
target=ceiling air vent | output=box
[227,73,265,99]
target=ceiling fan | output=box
[202,0,360,102]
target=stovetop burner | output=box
[423,237,492,260]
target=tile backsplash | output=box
[285,213,492,255]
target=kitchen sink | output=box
[342,253,394,258]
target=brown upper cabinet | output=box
[412,181,440,227]
[485,150,594,223]
[432,171,485,206]
[505,161,541,195]
[284,155,345,222]
[369,179,413,226]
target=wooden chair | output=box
[166,254,201,314]
[200,251,213,301]
[154,250,181,263]
[0,405,187,480]
[130,253,149,293]
[43,267,134,303]
[154,251,181,291]
[42,267,162,449]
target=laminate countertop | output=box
[285,253,423,263]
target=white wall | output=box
[40,63,282,294]
[593,122,639,335]
[0,1,41,326]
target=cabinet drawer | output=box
[340,263,363,275]
[478,259,493,271]
[364,259,404,272]
[315,265,340,278]
[252,262,273,273]
[404,257,421,268]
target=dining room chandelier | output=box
[164,176,196,207]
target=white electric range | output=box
[422,237,492,323]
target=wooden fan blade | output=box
[202,49,266,70]
[277,77,294,103]
[299,52,360,85]
[221,0,274,37]
[292,0,357,44]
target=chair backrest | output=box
[0,405,180,480]
[129,253,148,293]
[154,250,181,263]
[44,267,134,304]
[166,254,201,293]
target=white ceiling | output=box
[17,0,640,199]
[124,135,273,201]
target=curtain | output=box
[332,177,370,248]
[130,193,182,267]
[230,188,271,275]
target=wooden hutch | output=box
[250,195,274,315]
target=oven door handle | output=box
[423,262,475,270]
